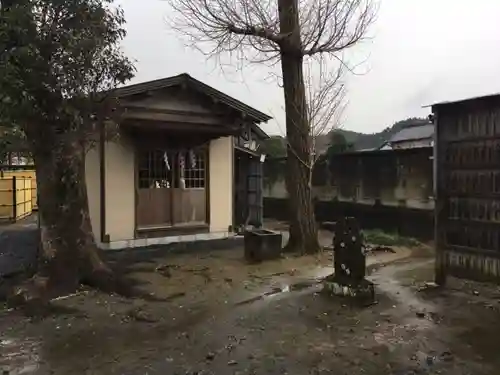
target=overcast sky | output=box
[115,0,500,135]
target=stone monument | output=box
[323,217,375,305]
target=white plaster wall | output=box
[209,136,233,232]
[85,137,136,244]
[104,138,135,242]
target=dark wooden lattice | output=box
[138,149,206,189]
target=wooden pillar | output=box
[11,176,17,221]
[433,110,446,286]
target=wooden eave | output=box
[121,106,232,126]
[112,73,272,124]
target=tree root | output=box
[83,263,164,301]
[7,276,51,316]
[283,239,321,255]
[303,244,322,255]
[282,238,298,253]
[82,266,117,292]
[5,266,137,316]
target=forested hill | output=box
[262,117,430,157]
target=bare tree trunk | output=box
[279,0,320,254]
[9,127,114,307]
[171,0,374,255]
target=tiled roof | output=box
[389,123,434,143]
[425,92,500,108]
[112,73,272,124]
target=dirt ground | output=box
[1,242,500,375]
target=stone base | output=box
[322,275,375,305]
[244,229,282,262]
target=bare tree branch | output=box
[268,57,346,177]
[168,0,375,253]
[168,0,377,61]
[169,0,285,63]
[301,0,377,56]
[286,57,346,173]
[306,59,345,136]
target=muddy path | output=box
[2,254,500,374]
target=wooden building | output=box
[323,146,433,210]
[433,93,500,284]
[379,122,434,150]
[262,122,435,239]
[264,122,435,211]
[85,74,271,250]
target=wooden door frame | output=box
[134,142,211,238]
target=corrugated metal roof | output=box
[329,145,432,158]
[423,92,500,108]
[378,142,392,150]
[112,73,272,124]
[389,123,434,143]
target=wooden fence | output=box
[434,96,500,284]
[0,177,34,222]
[0,169,37,222]
[263,197,434,241]
[0,169,37,212]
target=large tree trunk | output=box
[10,129,114,306]
[278,0,320,254]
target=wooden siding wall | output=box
[264,148,434,211]
[327,150,433,209]
[435,97,500,284]
[264,197,434,241]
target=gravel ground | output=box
[2,245,499,375]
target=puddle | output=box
[370,260,436,318]
[366,260,453,374]
[366,259,446,373]
[234,279,321,306]
[233,253,415,309]
[302,266,334,280]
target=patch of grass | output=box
[361,229,420,248]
